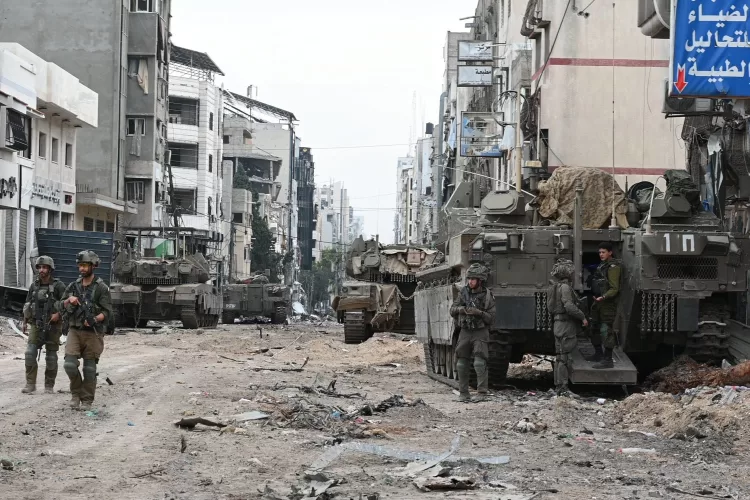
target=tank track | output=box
[344,311,372,344]
[685,319,730,362]
[181,305,219,329]
[424,332,511,389]
[392,299,415,335]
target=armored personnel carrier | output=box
[110,227,223,329]
[334,237,442,344]
[222,274,290,324]
[417,167,750,388]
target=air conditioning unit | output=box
[662,80,714,116]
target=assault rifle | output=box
[34,297,53,360]
[73,283,103,334]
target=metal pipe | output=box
[514,89,523,193]
[574,182,583,292]
[436,91,447,234]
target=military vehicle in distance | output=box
[222,273,291,324]
[334,236,442,344]
[416,167,750,388]
[110,227,223,329]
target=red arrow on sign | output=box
[674,65,688,93]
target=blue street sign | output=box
[671,0,750,98]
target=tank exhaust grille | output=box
[656,257,718,280]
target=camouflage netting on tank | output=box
[537,166,629,229]
[334,283,401,327]
[347,236,443,278]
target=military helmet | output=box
[466,263,489,281]
[35,255,55,271]
[551,259,575,280]
[76,250,101,267]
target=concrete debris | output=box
[412,476,476,492]
[232,410,270,422]
[1,459,14,471]
[644,356,750,393]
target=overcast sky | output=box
[171,0,473,244]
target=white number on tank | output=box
[663,233,671,253]
[682,234,695,252]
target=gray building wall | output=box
[0,0,127,201]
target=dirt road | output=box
[0,323,748,499]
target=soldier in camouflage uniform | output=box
[60,251,112,410]
[21,256,67,394]
[450,263,495,402]
[547,259,588,397]
[590,242,621,369]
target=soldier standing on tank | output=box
[450,263,495,402]
[21,256,67,394]
[547,259,588,396]
[590,242,621,369]
[59,251,112,410]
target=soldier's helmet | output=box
[76,250,101,267]
[551,259,575,280]
[466,263,489,281]
[35,255,55,271]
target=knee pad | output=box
[82,359,97,380]
[24,344,38,364]
[456,357,469,368]
[63,356,79,376]
[46,351,58,366]
[474,357,487,369]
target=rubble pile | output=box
[644,356,750,393]
[615,386,750,441]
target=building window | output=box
[223,135,229,144]
[83,217,94,231]
[47,211,57,229]
[169,142,198,169]
[5,108,30,155]
[125,180,145,203]
[233,212,243,223]
[106,221,115,233]
[65,143,73,167]
[208,154,213,173]
[51,138,59,163]
[173,188,197,214]
[168,97,199,126]
[127,118,146,136]
[95,220,105,232]
[38,132,47,158]
[61,213,72,230]
[154,181,161,203]
[130,0,154,12]
[209,112,214,131]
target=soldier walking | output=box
[21,256,67,394]
[590,242,621,369]
[547,259,588,396]
[60,251,112,410]
[450,264,495,402]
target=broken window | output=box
[233,212,243,223]
[5,108,29,152]
[127,118,146,136]
[169,143,198,169]
[168,97,198,126]
[127,57,149,94]
[126,180,145,203]
[172,188,197,214]
[130,0,153,12]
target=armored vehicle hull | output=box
[222,283,290,324]
[333,281,401,344]
[110,227,224,329]
[417,172,750,388]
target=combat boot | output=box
[593,348,614,369]
[80,401,92,411]
[44,385,55,394]
[585,345,604,362]
[21,384,36,394]
[69,394,80,409]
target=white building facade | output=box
[394,157,414,244]
[0,43,97,287]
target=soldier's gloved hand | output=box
[50,312,61,323]
[582,318,589,327]
[465,307,482,316]
[457,307,467,315]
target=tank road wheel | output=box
[344,311,372,344]
[181,305,199,329]
[271,304,288,325]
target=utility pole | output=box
[227,222,236,283]
[514,88,523,193]
[166,161,180,227]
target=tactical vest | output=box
[593,259,621,297]
[32,279,60,325]
[459,286,492,331]
[547,280,580,316]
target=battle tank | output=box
[333,236,442,344]
[417,167,750,388]
[110,228,223,329]
[222,273,291,324]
